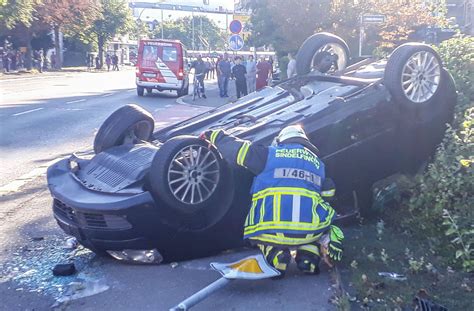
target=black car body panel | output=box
[47,56,455,261]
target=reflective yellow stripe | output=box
[248,200,257,226]
[244,221,329,235]
[276,194,281,222]
[273,196,278,222]
[252,187,324,202]
[260,196,265,223]
[210,130,221,144]
[236,141,251,166]
[298,244,320,256]
[321,189,335,197]
[249,233,322,246]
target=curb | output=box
[175,96,213,109]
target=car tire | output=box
[296,32,350,76]
[146,88,153,94]
[384,43,443,113]
[149,136,234,232]
[94,104,155,154]
[137,86,144,96]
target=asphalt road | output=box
[0,69,337,310]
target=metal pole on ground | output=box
[169,277,231,311]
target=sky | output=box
[128,0,239,30]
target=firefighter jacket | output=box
[207,130,336,246]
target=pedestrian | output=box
[205,58,211,80]
[256,57,272,90]
[105,54,111,71]
[245,55,257,93]
[287,52,297,79]
[210,58,216,79]
[200,125,344,278]
[218,54,231,98]
[2,51,10,73]
[10,51,17,71]
[95,55,100,69]
[51,52,56,70]
[37,50,44,73]
[191,55,207,98]
[112,54,119,71]
[231,56,247,99]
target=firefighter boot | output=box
[295,244,321,275]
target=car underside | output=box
[47,33,456,263]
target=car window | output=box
[163,46,178,62]
[142,44,158,67]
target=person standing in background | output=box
[256,57,272,91]
[51,52,56,70]
[245,55,257,93]
[218,54,231,98]
[105,54,111,71]
[287,52,296,79]
[231,56,247,99]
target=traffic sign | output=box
[361,14,386,24]
[229,19,243,34]
[228,34,244,51]
[211,254,280,280]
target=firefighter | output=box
[200,125,344,278]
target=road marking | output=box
[0,157,63,195]
[66,99,86,104]
[101,93,113,97]
[12,107,44,116]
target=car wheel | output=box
[146,88,153,94]
[384,43,443,113]
[137,86,144,96]
[296,32,350,75]
[94,104,155,154]
[149,136,234,231]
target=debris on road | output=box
[53,263,76,276]
[53,278,110,307]
[170,262,179,269]
[64,237,79,249]
[31,236,44,241]
[378,272,407,281]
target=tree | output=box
[247,0,331,54]
[86,0,134,68]
[152,16,223,50]
[247,0,446,56]
[0,0,49,69]
[36,0,100,69]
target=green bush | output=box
[403,36,474,271]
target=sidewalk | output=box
[177,76,239,108]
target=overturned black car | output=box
[47,33,455,263]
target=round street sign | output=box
[229,19,243,34]
[228,34,244,51]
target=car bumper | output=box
[136,78,185,91]
[47,158,159,251]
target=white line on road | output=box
[0,157,63,195]
[101,93,113,97]
[12,107,44,116]
[66,99,86,104]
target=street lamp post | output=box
[161,9,164,39]
[192,11,195,50]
